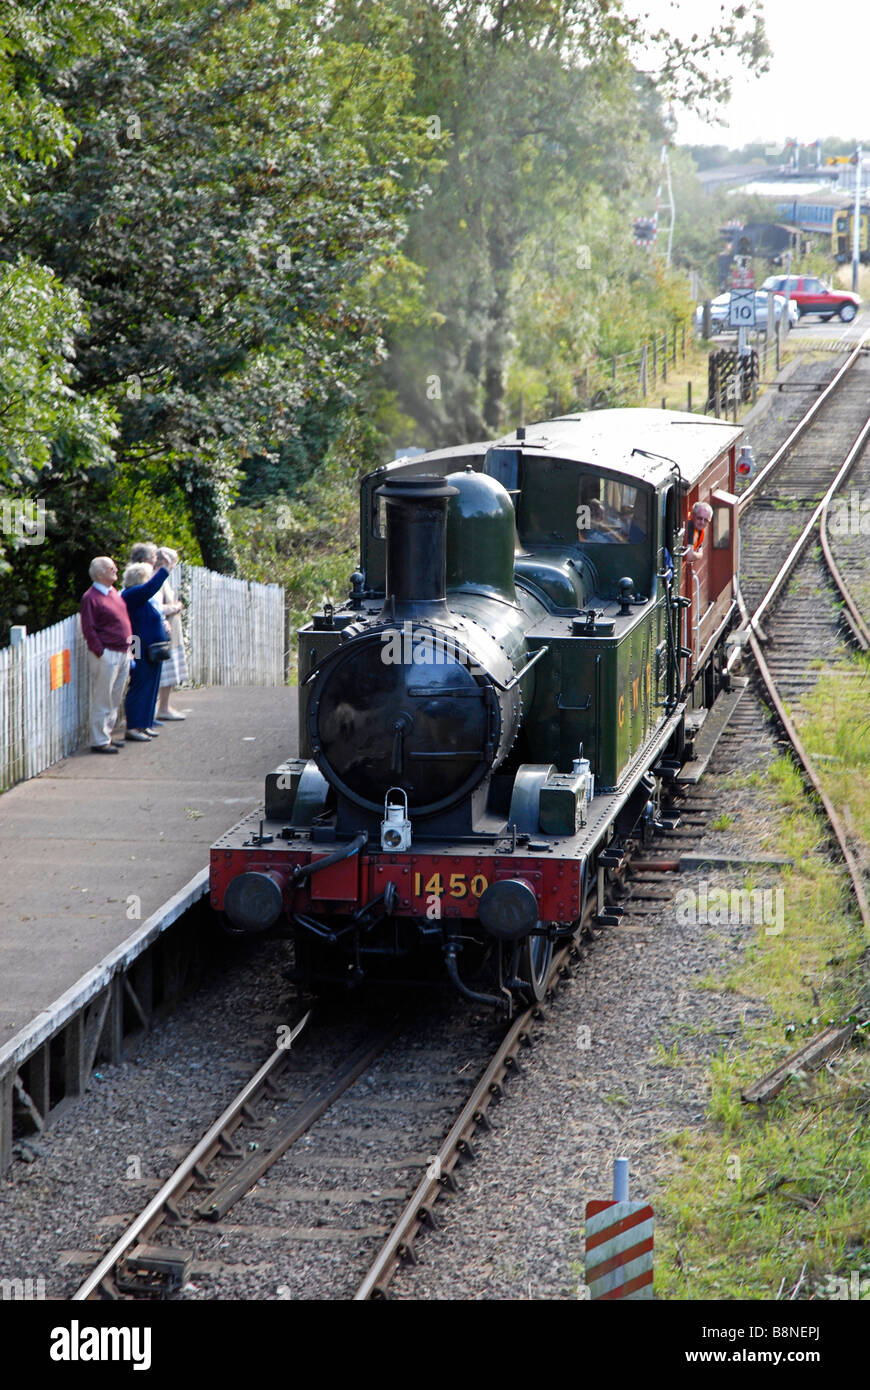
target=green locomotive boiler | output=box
[211,409,744,1010]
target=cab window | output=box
[577,477,650,544]
[713,505,731,549]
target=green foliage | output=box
[503,192,695,421]
[109,455,203,569]
[0,1,131,203]
[370,0,768,449]
[376,1,664,447]
[0,259,116,486]
[0,0,432,629]
[0,0,773,636]
[231,455,359,674]
[0,259,117,627]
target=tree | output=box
[363,0,770,447]
[0,0,432,592]
[0,3,125,631]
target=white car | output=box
[695,291,800,337]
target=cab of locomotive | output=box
[489,446,661,606]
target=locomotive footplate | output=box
[211,813,585,924]
[211,701,688,937]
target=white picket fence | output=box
[180,564,285,687]
[0,566,285,793]
[0,615,90,790]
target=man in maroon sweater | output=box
[80,556,134,753]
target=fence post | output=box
[662,333,667,383]
[611,355,617,383]
[639,345,647,398]
[681,322,686,357]
[0,565,286,795]
[687,381,692,412]
[651,337,656,386]
[672,325,677,364]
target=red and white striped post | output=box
[585,1159,654,1299]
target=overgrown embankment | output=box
[656,658,870,1299]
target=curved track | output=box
[732,335,870,930]
[70,344,870,1304]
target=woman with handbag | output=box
[121,559,173,741]
[154,547,188,720]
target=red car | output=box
[761,275,860,323]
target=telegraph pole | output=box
[853,147,863,294]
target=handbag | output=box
[147,640,172,663]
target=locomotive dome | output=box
[445,467,517,601]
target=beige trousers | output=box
[88,649,131,747]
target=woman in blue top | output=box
[121,560,172,740]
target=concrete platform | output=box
[0,687,297,1040]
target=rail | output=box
[71,1011,319,1299]
[730,352,870,931]
[354,943,577,1299]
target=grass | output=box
[712,812,735,831]
[653,1039,684,1068]
[635,339,711,415]
[647,659,870,1300]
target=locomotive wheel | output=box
[512,933,553,1005]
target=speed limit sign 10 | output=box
[728,289,756,328]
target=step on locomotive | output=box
[210,409,747,1012]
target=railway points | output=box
[3,343,870,1306]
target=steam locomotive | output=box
[210,409,747,1011]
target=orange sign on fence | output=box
[50,649,71,690]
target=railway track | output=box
[70,985,557,1300]
[737,342,870,618]
[731,335,870,930]
[627,338,870,926]
[68,344,870,1304]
